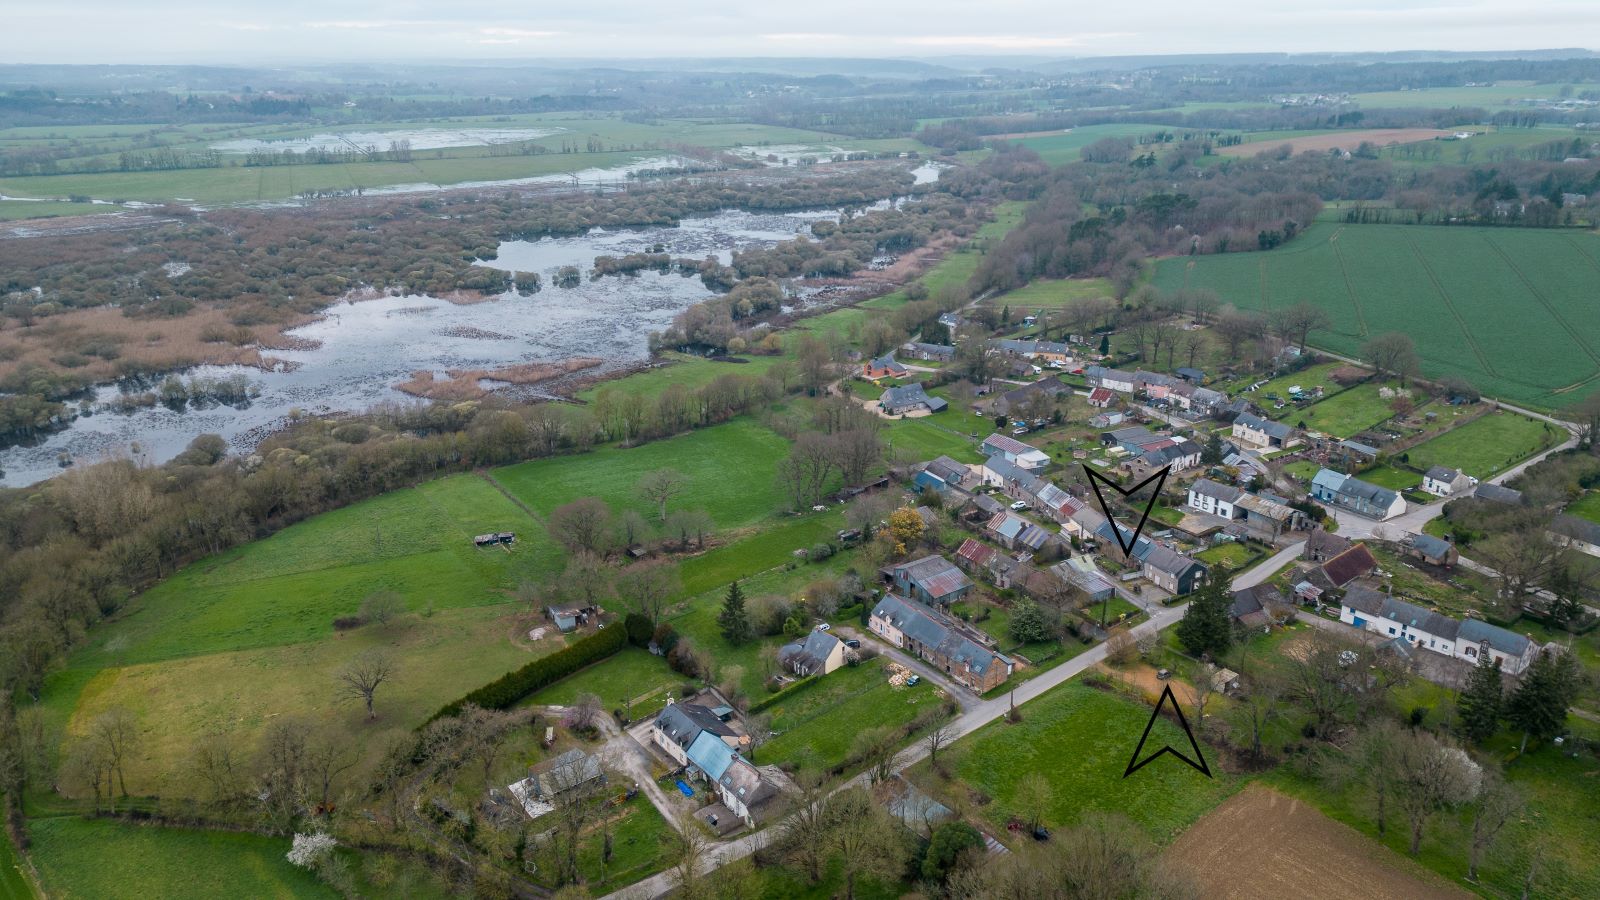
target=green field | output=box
[982,275,1115,310]
[1005,123,1186,167]
[1279,383,1399,438]
[1568,491,1600,525]
[1357,464,1423,491]
[0,831,31,900]
[759,658,946,770]
[1155,221,1600,410]
[1349,84,1600,110]
[27,817,331,899]
[492,418,791,530]
[913,682,1236,841]
[1401,410,1561,479]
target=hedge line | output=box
[427,622,627,724]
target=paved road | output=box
[602,542,1304,899]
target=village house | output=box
[869,593,1013,692]
[987,510,1053,552]
[1084,365,1137,393]
[1134,370,1178,400]
[981,433,1051,470]
[778,629,846,676]
[1339,586,1539,674]
[960,492,1007,523]
[1122,437,1202,478]
[923,455,973,488]
[1232,491,1308,540]
[1176,367,1206,384]
[653,700,742,767]
[1140,544,1208,594]
[983,378,1072,417]
[954,537,1022,588]
[1231,412,1298,450]
[1302,528,1352,563]
[684,731,777,826]
[993,338,1072,364]
[1474,483,1524,506]
[937,312,963,330]
[1187,478,1243,518]
[1550,514,1600,557]
[1422,466,1475,497]
[863,354,908,379]
[1230,584,1287,628]
[1051,557,1116,602]
[880,382,948,416]
[1401,532,1458,567]
[1311,469,1406,520]
[978,456,1083,524]
[902,341,955,362]
[884,554,973,605]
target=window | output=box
[1388,627,1396,635]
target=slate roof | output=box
[1235,412,1295,440]
[1457,618,1533,658]
[535,748,603,796]
[1176,367,1206,382]
[1320,543,1379,587]
[1093,520,1154,559]
[1382,596,1461,641]
[967,494,1005,517]
[1341,584,1388,617]
[896,555,973,600]
[1404,532,1455,561]
[870,593,1006,676]
[1231,584,1284,621]
[1303,529,1353,560]
[869,354,907,374]
[988,511,1051,550]
[656,702,736,751]
[1142,544,1205,579]
[1339,439,1379,457]
[1552,514,1600,547]
[780,629,842,673]
[925,456,970,484]
[1085,365,1136,384]
[1424,465,1461,482]
[881,382,947,413]
[908,341,955,359]
[1474,483,1524,505]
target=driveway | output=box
[834,624,980,712]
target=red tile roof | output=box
[1320,543,1378,588]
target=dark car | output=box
[1032,826,1051,841]
[844,639,862,649]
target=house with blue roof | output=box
[683,731,778,826]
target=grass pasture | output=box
[1279,383,1399,438]
[1001,123,1186,167]
[1153,222,1600,411]
[759,658,947,770]
[27,817,331,899]
[913,682,1236,842]
[1401,410,1560,479]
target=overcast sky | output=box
[8,1,1600,65]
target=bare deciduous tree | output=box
[547,496,614,556]
[1467,769,1522,883]
[89,707,138,800]
[338,651,396,720]
[616,559,681,623]
[637,468,688,522]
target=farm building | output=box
[1474,483,1524,505]
[902,341,955,362]
[545,601,597,633]
[1311,542,1380,590]
[474,531,516,547]
[1550,514,1600,557]
[1302,528,1352,563]
[1401,532,1458,567]
[1232,412,1298,450]
[987,510,1053,552]
[1051,557,1116,602]
[884,554,973,605]
[880,382,947,416]
[1087,387,1115,408]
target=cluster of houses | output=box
[868,592,1014,692]
[1310,468,1407,520]
[1339,586,1538,674]
[1084,365,1227,417]
[1185,478,1309,541]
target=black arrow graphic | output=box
[1082,464,1171,557]
[1124,683,1212,779]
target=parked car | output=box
[816,623,831,632]
[906,674,921,686]
[1010,500,1029,510]
[1032,825,1051,841]
[1011,427,1029,436]
[844,639,861,649]
[1156,668,1172,680]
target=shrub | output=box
[652,621,679,653]
[808,542,835,562]
[624,612,654,647]
[332,615,366,631]
[427,622,626,722]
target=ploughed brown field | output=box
[1217,129,1457,157]
[1165,784,1472,900]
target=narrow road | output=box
[602,543,1303,899]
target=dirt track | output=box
[1165,784,1472,899]
[1218,129,1455,157]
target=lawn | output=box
[1194,542,1256,569]
[1358,464,1422,491]
[759,658,948,771]
[27,817,332,899]
[1153,221,1600,411]
[1402,410,1560,480]
[882,417,981,462]
[1567,491,1600,525]
[491,418,791,531]
[983,276,1115,310]
[1278,384,1398,438]
[0,830,31,900]
[1006,123,1186,167]
[527,647,681,718]
[567,797,676,891]
[911,682,1237,841]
